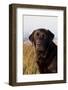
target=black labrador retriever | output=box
[29,28,57,73]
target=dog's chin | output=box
[36,44,45,51]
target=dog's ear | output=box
[47,30,54,41]
[29,30,35,42]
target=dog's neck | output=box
[36,41,52,59]
[36,41,53,69]
[36,51,46,59]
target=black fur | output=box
[29,28,57,73]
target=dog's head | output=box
[29,28,54,51]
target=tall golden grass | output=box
[23,41,40,74]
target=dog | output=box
[29,28,57,73]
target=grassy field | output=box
[23,41,40,74]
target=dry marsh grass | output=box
[23,41,40,74]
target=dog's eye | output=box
[42,34,46,39]
[36,32,39,36]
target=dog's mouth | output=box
[36,40,42,46]
[36,40,45,51]
[36,43,41,46]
